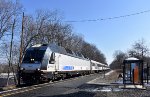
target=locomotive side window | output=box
[92,63,95,66]
[97,64,101,67]
[49,52,55,64]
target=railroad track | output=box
[0,73,103,97]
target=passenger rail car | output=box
[91,60,104,73]
[20,43,108,84]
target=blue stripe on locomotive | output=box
[63,66,74,70]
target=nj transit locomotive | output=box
[20,43,109,84]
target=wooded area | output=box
[0,0,107,73]
[110,39,150,70]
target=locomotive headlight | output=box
[36,68,40,71]
[20,67,24,70]
[31,58,35,61]
[37,68,40,71]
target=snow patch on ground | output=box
[0,73,14,78]
[105,70,114,76]
[84,87,123,92]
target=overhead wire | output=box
[64,9,150,23]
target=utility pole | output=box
[18,12,24,86]
[102,66,105,78]
[147,63,149,84]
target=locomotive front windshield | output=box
[23,49,46,63]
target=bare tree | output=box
[0,0,22,86]
[64,33,83,52]
[133,39,149,58]
[0,37,19,65]
[21,10,62,55]
[0,0,22,39]
[113,50,127,61]
[81,41,106,64]
[0,0,22,64]
[128,38,149,60]
[110,50,127,70]
[110,39,150,70]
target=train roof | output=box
[48,43,67,54]
[30,43,87,59]
[91,60,105,66]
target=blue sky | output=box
[20,0,150,64]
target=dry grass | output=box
[104,70,120,83]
